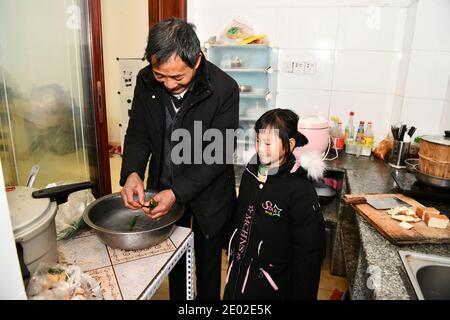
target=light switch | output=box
[304,62,316,74]
[293,61,305,74]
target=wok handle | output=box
[32,181,97,205]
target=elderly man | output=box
[120,17,239,300]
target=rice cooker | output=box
[6,182,96,277]
[297,114,330,156]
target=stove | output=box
[391,171,450,205]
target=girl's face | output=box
[256,128,286,167]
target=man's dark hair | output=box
[255,108,309,156]
[144,17,201,68]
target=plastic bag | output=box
[27,263,103,300]
[373,133,394,160]
[218,19,255,44]
[47,181,96,240]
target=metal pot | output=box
[7,181,96,277]
[83,190,184,250]
[414,165,450,189]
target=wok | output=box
[83,190,184,250]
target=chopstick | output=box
[391,125,398,140]
[399,124,407,141]
[392,123,415,141]
[407,126,417,138]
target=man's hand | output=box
[120,172,145,210]
[144,189,176,219]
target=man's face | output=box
[151,53,201,94]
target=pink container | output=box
[297,114,330,156]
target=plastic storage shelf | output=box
[207,44,277,166]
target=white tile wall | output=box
[402,1,417,51]
[404,51,450,100]
[190,0,414,9]
[277,49,334,90]
[336,7,406,51]
[412,0,450,51]
[333,51,401,94]
[330,91,394,141]
[440,99,450,133]
[188,0,449,140]
[190,0,291,9]
[401,98,445,136]
[438,79,450,133]
[276,88,331,116]
[395,52,410,96]
[276,8,339,49]
[391,95,404,124]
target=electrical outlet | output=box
[304,61,316,74]
[280,60,293,73]
[293,61,305,74]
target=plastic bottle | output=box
[356,121,365,144]
[344,111,355,142]
[365,122,374,148]
[334,122,345,151]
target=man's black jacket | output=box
[120,57,239,238]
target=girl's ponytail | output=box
[294,130,308,147]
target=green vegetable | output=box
[414,136,423,144]
[47,267,65,275]
[149,198,158,209]
[128,215,139,231]
[227,26,239,35]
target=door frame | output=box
[89,0,111,196]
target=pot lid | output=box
[298,114,329,129]
[6,186,56,240]
[421,135,450,146]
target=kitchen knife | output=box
[366,197,412,210]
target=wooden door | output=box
[148,0,187,26]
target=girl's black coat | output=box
[223,153,326,300]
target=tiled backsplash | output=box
[189,0,450,142]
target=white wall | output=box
[0,164,27,300]
[101,0,149,145]
[399,0,450,137]
[188,0,450,143]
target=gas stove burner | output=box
[391,172,450,203]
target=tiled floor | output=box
[109,154,348,300]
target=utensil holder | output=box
[389,141,410,168]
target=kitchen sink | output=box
[399,250,450,300]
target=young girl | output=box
[223,108,326,300]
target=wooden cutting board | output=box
[347,194,450,245]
